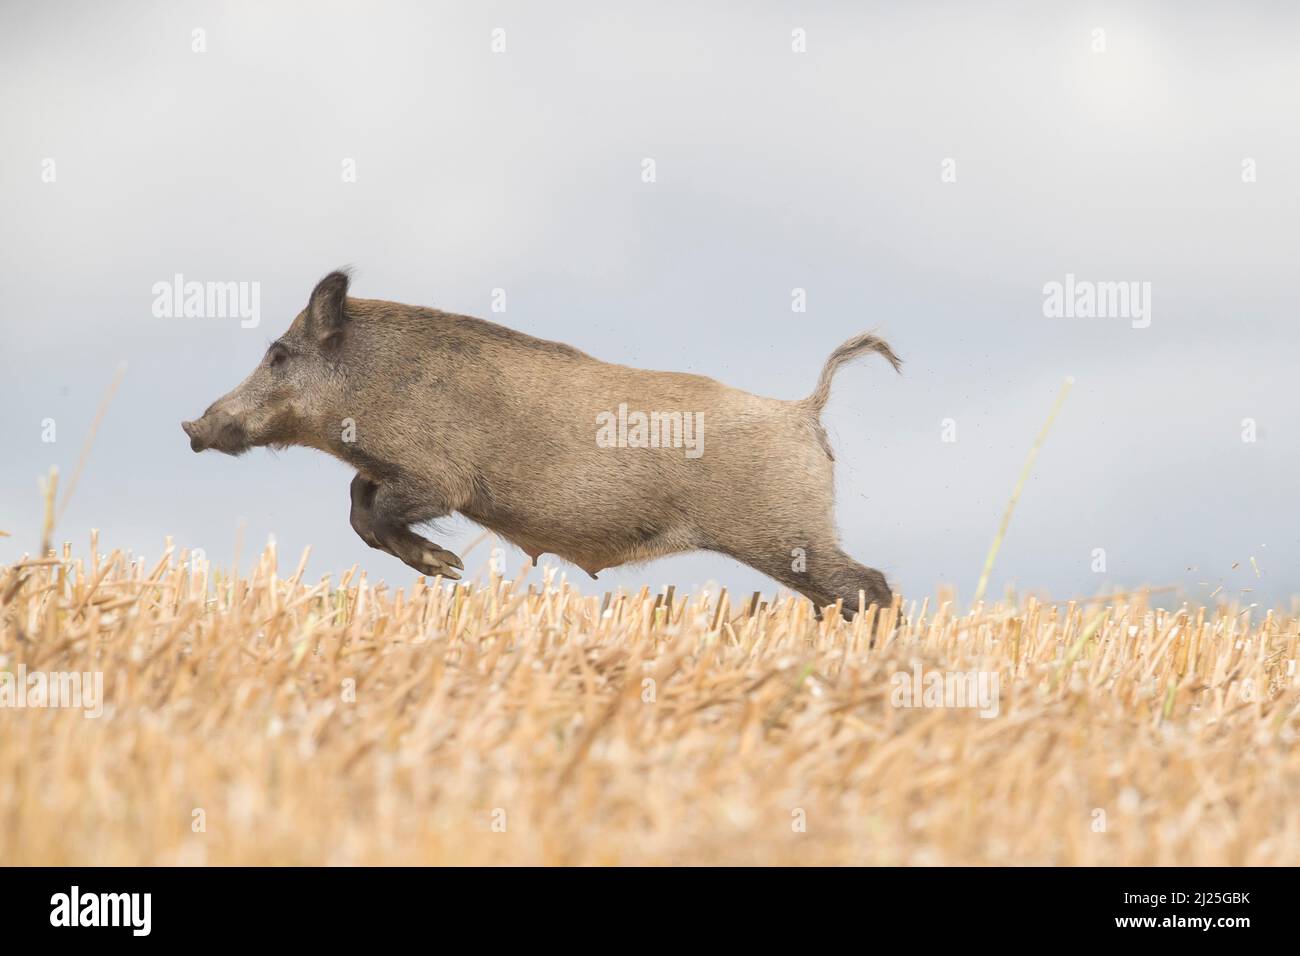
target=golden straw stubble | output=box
[0,541,1297,866]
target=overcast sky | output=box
[3,1,1297,608]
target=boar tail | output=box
[804,331,902,415]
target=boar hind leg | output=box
[738,544,892,620]
[349,474,465,580]
[814,549,893,619]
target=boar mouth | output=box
[182,418,251,456]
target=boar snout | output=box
[181,411,249,455]
[180,419,203,452]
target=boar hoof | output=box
[411,546,464,580]
[425,549,463,578]
[387,533,465,580]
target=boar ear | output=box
[307,269,351,349]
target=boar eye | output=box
[268,347,289,369]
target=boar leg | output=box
[812,549,893,619]
[348,474,465,580]
[737,543,892,620]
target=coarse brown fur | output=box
[183,270,902,616]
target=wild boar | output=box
[182,270,901,616]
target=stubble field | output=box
[2,536,1297,866]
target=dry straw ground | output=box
[2,534,1298,866]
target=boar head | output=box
[182,271,352,456]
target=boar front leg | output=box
[348,474,465,580]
